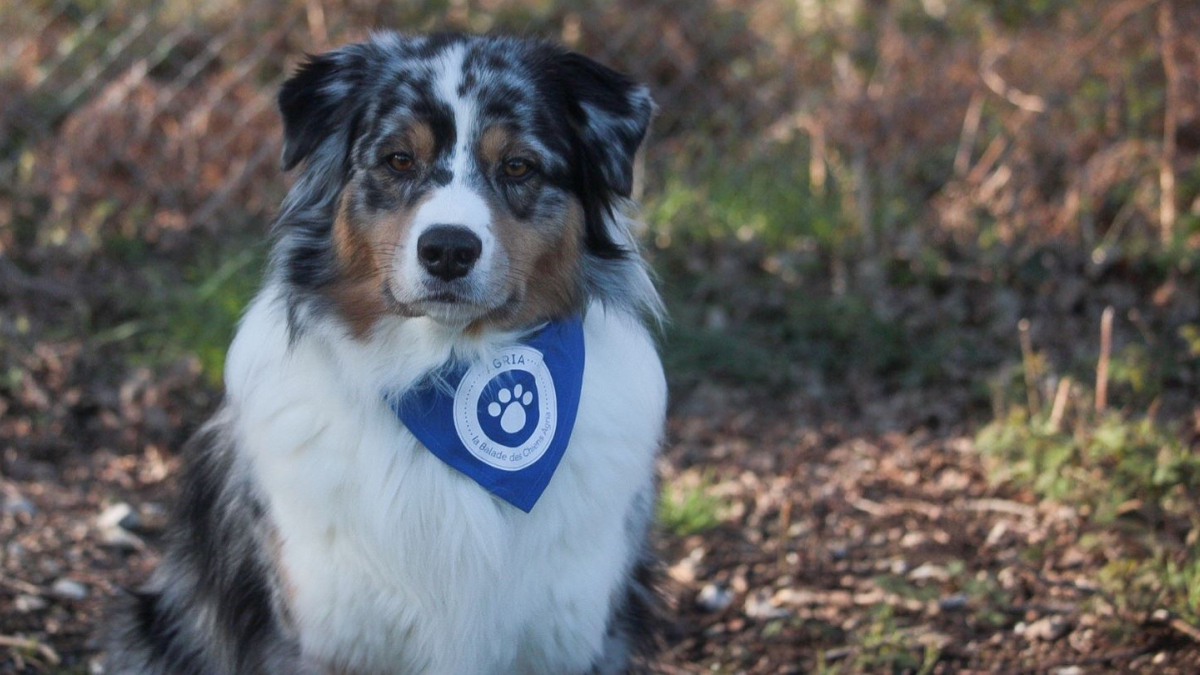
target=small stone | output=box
[668,546,704,583]
[1022,616,1070,642]
[97,502,146,551]
[744,588,789,620]
[696,583,734,613]
[938,593,968,611]
[6,541,26,563]
[15,594,47,612]
[772,588,818,606]
[1,484,35,516]
[1052,667,1084,675]
[51,578,88,600]
[100,527,146,551]
[823,647,852,662]
[908,563,950,582]
[98,502,137,530]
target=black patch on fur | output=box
[551,51,653,198]
[589,557,660,675]
[457,69,477,97]
[413,31,466,59]
[127,590,201,670]
[538,47,654,260]
[429,166,453,186]
[278,49,367,171]
[573,131,627,260]
[619,558,659,651]
[483,99,516,120]
[413,95,458,160]
[104,417,298,674]
[284,225,336,292]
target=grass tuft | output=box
[658,472,728,537]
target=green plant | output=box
[646,139,846,250]
[978,408,1199,522]
[160,244,264,384]
[850,605,942,675]
[978,326,1200,627]
[658,472,728,536]
[93,233,265,385]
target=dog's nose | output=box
[417,226,483,281]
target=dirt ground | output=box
[3,371,1199,674]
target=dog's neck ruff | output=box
[385,316,585,512]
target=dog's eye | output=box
[387,153,415,173]
[502,158,534,180]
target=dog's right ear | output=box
[278,47,368,172]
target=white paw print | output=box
[487,383,534,434]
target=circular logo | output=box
[453,346,557,471]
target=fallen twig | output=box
[1018,319,1039,415]
[1013,644,1158,675]
[1168,616,1200,643]
[1096,306,1114,412]
[1048,377,1072,432]
[964,498,1037,519]
[0,574,44,596]
[0,635,61,666]
[980,50,1047,113]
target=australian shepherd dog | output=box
[105,32,666,675]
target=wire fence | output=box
[0,0,799,250]
[3,0,1197,268]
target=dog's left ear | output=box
[278,46,369,172]
[555,52,655,198]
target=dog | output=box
[104,32,666,675]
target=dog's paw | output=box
[486,384,534,433]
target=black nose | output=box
[417,225,483,281]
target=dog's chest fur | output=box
[224,293,665,674]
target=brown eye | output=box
[387,153,415,173]
[503,158,534,179]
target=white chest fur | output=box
[223,296,666,674]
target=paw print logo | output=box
[456,350,557,470]
[487,383,534,434]
[473,369,542,448]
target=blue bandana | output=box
[386,316,585,512]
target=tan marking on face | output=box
[478,125,515,166]
[468,198,585,333]
[329,180,427,337]
[408,121,436,163]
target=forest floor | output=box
[3,380,1200,674]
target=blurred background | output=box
[2,0,1199,672]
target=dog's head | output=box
[274,33,655,335]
